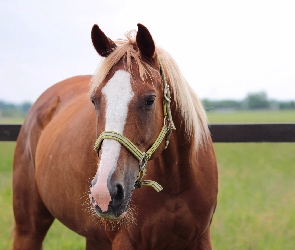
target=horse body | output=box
[13,24,218,250]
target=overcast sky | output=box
[1,0,295,104]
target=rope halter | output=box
[93,59,176,192]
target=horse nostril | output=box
[112,184,124,207]
[91,176,98,187]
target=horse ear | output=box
[136,23,155,61]
[91,24,117,57]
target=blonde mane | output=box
[90,30,209,148]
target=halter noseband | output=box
[93,59,176,192]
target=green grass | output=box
[0,142,15,250]
[1,110,295,249]
[0,117,25,124]
[211,143,295,249]
[209,110,295,249]
[207,109,295,123]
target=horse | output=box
[12,23,218,249]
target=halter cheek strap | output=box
[93,59,176,192]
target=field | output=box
[1,110,295,249]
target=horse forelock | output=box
[90,30,152,95]
[90,30,209,149]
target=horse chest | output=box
[133,200,203,246]
[141,215,199,249]
[169,202,203,239]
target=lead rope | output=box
[93,58,175,192]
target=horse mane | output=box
[156,47,210,147]
[90,30,210,148]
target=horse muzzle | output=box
[89,176,132,219]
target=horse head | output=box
[89,24,173,220]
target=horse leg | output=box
[13,150,54,250]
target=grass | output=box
[209,110,295,249]
[0,117,25,124]
[207,109,295,123]
[0,142,15,250]
[1,110,295,249]
[211,143,295,249]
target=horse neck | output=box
[156,107,201,193]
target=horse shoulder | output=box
[15,75,92,170]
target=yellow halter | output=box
[94,59,176,192]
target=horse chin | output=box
[89,195,131,220]
[94,206,128,220]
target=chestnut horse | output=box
[13,24,218,249]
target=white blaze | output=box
[91,70,134,212]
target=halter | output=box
[93,59,176,192]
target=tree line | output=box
[203,91,295,111]
[0,91,294,118]
[0,100,31,118]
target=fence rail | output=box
[1,125,21,141]
[1,123,295,142]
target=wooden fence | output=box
[1,123,295,142]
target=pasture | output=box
[1,110,295,249]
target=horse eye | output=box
[91,99,97,110]
[145,96,156,108]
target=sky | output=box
[1,0,295,104]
